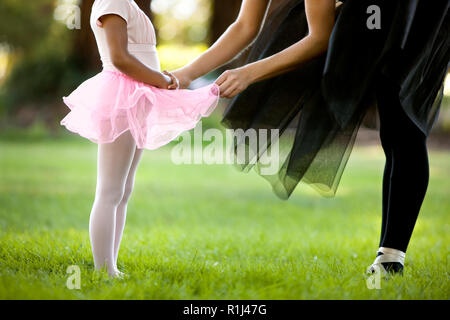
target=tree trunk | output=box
[72,0,98,71]
[210,0,242,45]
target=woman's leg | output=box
[113,147,144,266]
[376,77,429,257]
[377,104,394,249]
[89,131,137,276]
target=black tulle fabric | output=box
[221,0,450,199]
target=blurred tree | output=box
[210,0,241,44]
[150,0,211,45]
[73,0,99,72]
[0,0,54,53]
[0,0,72,128]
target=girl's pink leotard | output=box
[60,0,219,150]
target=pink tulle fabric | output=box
[61,70,220,150]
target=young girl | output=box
[60,0,219,277]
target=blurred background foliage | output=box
[0,0,448,136]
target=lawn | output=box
[0,127,449,299]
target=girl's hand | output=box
[215,67,253,99]
[168,69,193,89]
[162,70,179,90]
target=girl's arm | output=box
[101,14,175,89]
[217,0,336,98]
[171,0,271,89]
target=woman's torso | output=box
[90,0,160,72]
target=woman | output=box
[171,0,449,275]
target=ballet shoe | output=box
[367,247,405,276]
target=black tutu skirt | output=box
[221,0,450,199]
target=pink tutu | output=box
[60,70,220,150]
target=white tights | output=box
[89,130,144,277]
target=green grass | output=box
[0,128,449,299]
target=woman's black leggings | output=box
[376,76,430,253]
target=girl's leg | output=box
[113,147,144,266]
[89,130,137,277]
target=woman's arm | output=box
[216,0,336,98]
[171,0,271,89]
[101,14,175,89]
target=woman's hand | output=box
[215,67,253,99]
[168,68,193,89]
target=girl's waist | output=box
[101,43,160,72]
